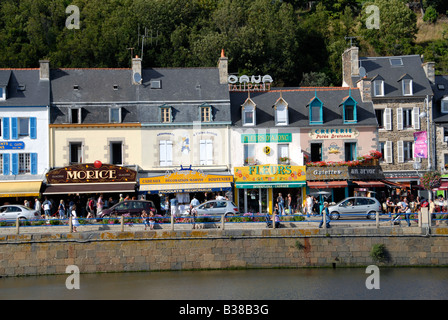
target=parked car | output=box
[99,200,157,218]
[327,197,382,220]
[194,200,240,217]
[0,205,40,220]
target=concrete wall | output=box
[1,227,447,277]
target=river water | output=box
[1,267,447,300]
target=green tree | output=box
[358,0,418,56]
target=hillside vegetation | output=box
[0,0,447,86]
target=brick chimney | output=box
[39,60,50,80]
[342,47,359,87]
[132,55,142,85]
[218,49,228,85]
[357,77,372,102]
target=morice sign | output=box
[46,163,137,184]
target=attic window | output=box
[150,80,161,89]
[438,84,445,90]
[113,85,119,90]
[17,85,26,91]
[73,85,79,90]
[390,58,403,66]
[0,87,5,100]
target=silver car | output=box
[328,197,382,220]
[0,205,40,220]
[194,200,240,217]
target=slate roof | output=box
[433,75,448,123]
[354,55,433,98]
[0,69,50,107]
[230,87,377,128]
[50,67,231,125]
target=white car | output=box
[0,205,40,220]
[194,200,240,217]
[327,197,383,220]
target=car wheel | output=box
[367,211,377,220]
[330,212,340,220]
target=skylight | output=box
[389,58,403,66]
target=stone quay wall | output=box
[1,227,448,277]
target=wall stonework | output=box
[1,228,447,277]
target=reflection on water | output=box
[1,268,447,300]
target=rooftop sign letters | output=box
[46,164,137,184]
[228,75,273,92]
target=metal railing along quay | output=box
[1,211,447,234]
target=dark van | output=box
[99,200,157,218]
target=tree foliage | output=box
[0,0,446,86]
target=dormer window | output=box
[308,94,323,125]
[274,97,288,126]
[159,105,172,123]
[242,98,256,126]
[0,87,5,100]
[341,92,357,124]
[399,74,413,96]
[199,103,213,122]
[109,107,122,123]
[441,97,448,114]
[373,79,384,97]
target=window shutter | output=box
[384,108,392,131]
[412,107,420,130]
[30,117,37,139]
[11,117,18,139]
[397,140,404,163]
[385,141,393,164]
[397,108,403,131]
[206,140,213,165]
[31,153,38,174]
[166,140,173,165]
[3,154,10,175]
[159,141,167,166]
[11,153,18,175]
[200,140,206,165]
[3,117,10,140]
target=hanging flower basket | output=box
[421,171,441,190]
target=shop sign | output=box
[241,133,292,143]
[0,141,25,150]
[349,166,384,180]
[309,128,359,140]
[234,165,306,183]
[46,163,137,184]
[307,166,349,180]
[140,168,233,185]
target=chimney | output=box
[357,77,372,102]
[132,55,142,85]
[218,49,228,85]
[422,61,435,85]
[342,47,359,87]
[39,60,50,80]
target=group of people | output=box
[275,193,301,216]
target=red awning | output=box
[434,181,448,190]
[307,181,348,188]
[353,181,385,187]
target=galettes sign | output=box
[46,163,137,184]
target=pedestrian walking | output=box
[319,202,331,229]
[71,204,80,232]
[58,200,66,219]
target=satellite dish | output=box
[133,72,142,83]
[359,67,366,78]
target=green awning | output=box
[235,182,306,189]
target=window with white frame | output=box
[244,144,255,165]
[109,107,122,123]
[397,140,414,163]
[200,140,213,165]
[397,107,420,130]
[18,153,31,174]
[242,99,256,126]
[278,144,289,164]
[69,142,83,164]
[402,79,413,96]
[275,99,288,126]
[159,140,173,166]
[70,107,82,124]
[0,87,5,100]
[442,97,448,113]
[373,80,384,97]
